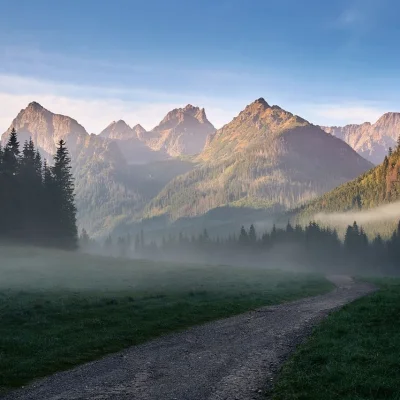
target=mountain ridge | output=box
[321,112,400,164]
[144,98,373,221]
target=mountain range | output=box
[2,98,398,238]
[144,98,372,221]
[321,112,400,164]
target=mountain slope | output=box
[292,147,400,225]
[140,104,216,156]
[74,135,194,236]
[321,112,400,164]
[145,98,373,220]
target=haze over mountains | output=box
[2,98,396,238]
[321,112,400,164]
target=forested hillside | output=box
[292,143,400,235]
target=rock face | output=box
[98,120,169,164]
[140,104,216,157]
[1,102,88,160]
[321,112,400,164]
[99,120,138,140]
[147,98,373,220]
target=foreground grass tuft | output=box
[271,278,400,400]
[0,246,332,394]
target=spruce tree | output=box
[0,143,3,171]
[79,228,90,249]
[19,139,43,240]
[51,140,78,249]
[249,224,257,243]
[239,226,248,244]
[3,128,20,176]
[2,128,21,239]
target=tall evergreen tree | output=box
[19,139,43,240]
[51,140,78,249]
[2,128,21,238]
[3,128,20,176]
[239,226,248,244]
[249,224,257,243]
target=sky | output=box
[0,0,399,133]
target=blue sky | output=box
[0,0,398,132]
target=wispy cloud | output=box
[306,103,386,126]
[0,74,243,133]
[334,0,378,30]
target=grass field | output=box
[0,245,332,395]
[271,278,400,400]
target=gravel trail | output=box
[2,275,376,400]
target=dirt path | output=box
[3,276,376,400]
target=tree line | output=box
[0,129,78,249]
[81,219,400,275]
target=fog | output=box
[313,201,400,227]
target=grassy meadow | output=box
[0,245,332,394]
[271,278,400,400]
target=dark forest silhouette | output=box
[0,129,78,249]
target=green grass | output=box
[0,245,332,395]
[271,278,400,400]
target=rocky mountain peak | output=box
[99,120,137,140]
[241,97,271,116]
[1,101,88,160]
[140,105,215,156]
[27,101,45,111]
[133,124,146,134]
[375,112,400,128]
[321,111,400,164]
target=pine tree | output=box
[0,143,3,171]
[2,128,21,239]
[79,228,90,249]
[0,143,4,216]
[239,226,248,244]
[19,139,43,240]
[3,128,20,176]
[104,234,113,252]
[51,140,78,249]
[389,147,393,156]
[249,224,257,243]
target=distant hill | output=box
[144,98,373,221]
[321,112,400,164]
